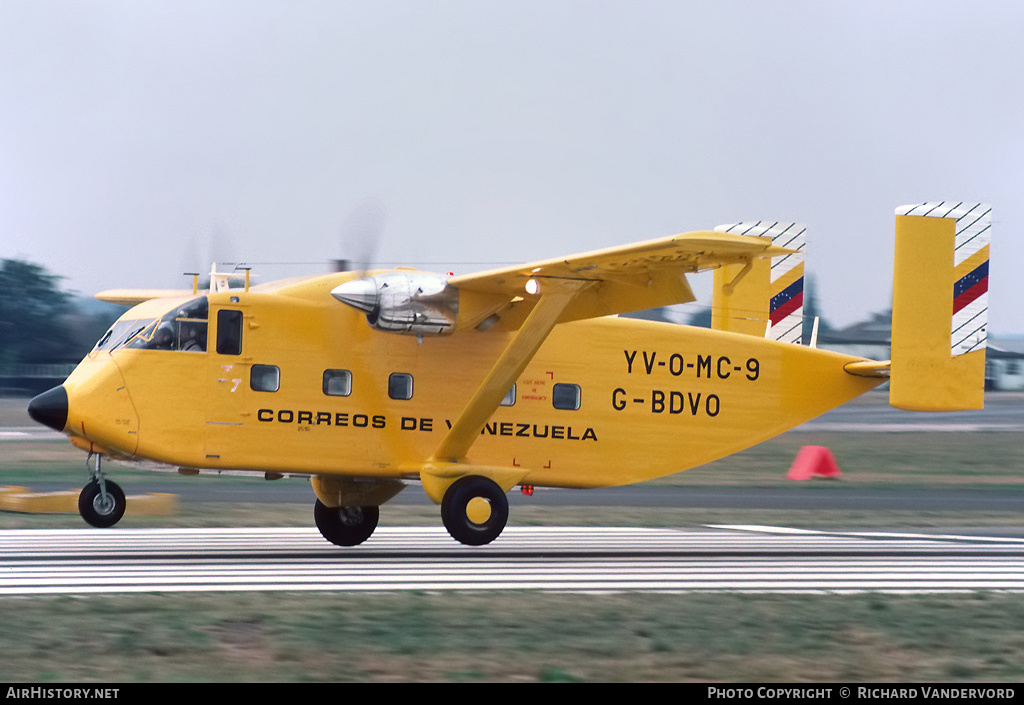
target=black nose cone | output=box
[27,386,68,433]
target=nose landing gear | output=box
[79,453,126,528]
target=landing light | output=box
[525,279,540,295]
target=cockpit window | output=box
[216,309,243,355]
[125,297,209,352]
[94,318,155,352]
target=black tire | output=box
[440,476,509,546]
[78,480,126,528]
[314,500,379,546]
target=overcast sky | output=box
[2,1,1022,333]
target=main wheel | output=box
[78,480,126,528]
[314,500,379,546]
[440,476,509,546]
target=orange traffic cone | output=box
[787,446,842,480]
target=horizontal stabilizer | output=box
[844,360,891,378]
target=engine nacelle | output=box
[331,272,459,335]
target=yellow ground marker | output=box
[0,486,177,516]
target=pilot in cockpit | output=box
[151,323,175,350]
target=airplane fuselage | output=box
[59,272,883,490]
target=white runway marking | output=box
[1,526,1022,595]
[0,427,63,441]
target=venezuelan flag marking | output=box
[770,277,804,326]
[953,259,988,315]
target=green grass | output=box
[1,591,1024,682]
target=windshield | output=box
[94,318,155,352]
[124,297,209,352]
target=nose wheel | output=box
[79,453,126,528]
[79,479,126,528]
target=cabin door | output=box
[205,306,251,464]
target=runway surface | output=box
[2,525,1023,595]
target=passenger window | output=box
[251,365,280,392]
[552,383,581,410]
[323,369,352,396]
[216,310,243,355]
[388,373,413,400]
[500,384,516,407]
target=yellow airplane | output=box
[27,201,991,545]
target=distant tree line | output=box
[0,259,125,373]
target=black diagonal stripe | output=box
[775,225,804,251]
[954,202,981,224]
[774,319,803,343]
[954,222,991,253]
[941,201,965,218]
[953,322,987,352]
[772,254,795,272]
[956,205,990,233]
[962,337,986,354]
[952,307,986,338]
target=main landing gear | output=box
[79,453,126,528]
[314,501,379,546]
[440,476,509,546]
[312,475,511,547]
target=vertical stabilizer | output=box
[712,222,806,343]
[890,202,990,411]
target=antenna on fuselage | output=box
[209,263,234,293]
[206,263,252,293]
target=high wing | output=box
[96,268,247,305]
[94,289,195,305]
[425,230,795,479]
[450,230,796,330]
